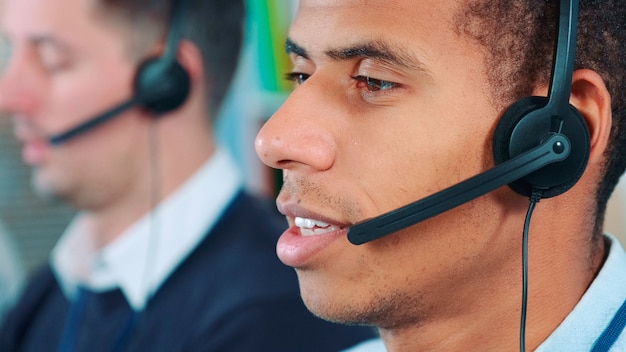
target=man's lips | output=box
[276,204,351,267]
[13,118,52,165]
[20,138,49,165]
[276,223,347,268]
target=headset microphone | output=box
[348,135,571,245]
[347,0,588,245]
[48,0,191,146]
[48,97,140,146]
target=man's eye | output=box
[42,61,71,73]
[284,72,310,85]
[352,75,397,91]
[38,45,73,73]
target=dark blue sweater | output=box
[0,191,376,351]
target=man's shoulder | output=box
[223,190,285,223]
[0,264,65,351]
[210,190,288,242]
[160,191,292,301]
[5,265,59,313]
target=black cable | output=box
[520,189,543,352]
[124,120,162,352]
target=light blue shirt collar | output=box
[536,234,626,351]
[343,235,626,352]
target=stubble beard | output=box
[298,273,427,330]
[31,168,71,205]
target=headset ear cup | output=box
[493,97,547,170]
[134,57,191,115]
[493,96,590,198]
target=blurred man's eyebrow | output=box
[31,35,72,52]
[285,37,425,71]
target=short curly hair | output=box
[456,0,626,237]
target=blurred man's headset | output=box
[48,0,191,146]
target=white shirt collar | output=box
[51,147,243,311]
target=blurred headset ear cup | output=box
[134,57,191,115]
[493,96,591,198]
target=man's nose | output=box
[0,52,43,117]
[255,81,338,173]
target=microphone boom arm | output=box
[48,96,142,146]
[347,134,571,245]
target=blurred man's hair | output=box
[94,0,245,117]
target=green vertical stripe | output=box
[250,0,292,92]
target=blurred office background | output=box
[0,0,624,283]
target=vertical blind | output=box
[0,118,75,275]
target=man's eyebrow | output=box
[285,37,425,72]
[325,40,422,70]
[285,38,309,59]
[30,35,72,53]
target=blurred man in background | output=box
[0,0,376,350]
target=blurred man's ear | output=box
[176,40,205,87]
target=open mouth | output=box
[294,216,343,236]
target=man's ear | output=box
[176,40,205,88]
[569,69,612,166]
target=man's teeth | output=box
[294,217,341,236]
[295,217,329,228]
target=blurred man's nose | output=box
[0,50,44,117]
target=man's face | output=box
[256,0,529,328]
[0,0,150,207]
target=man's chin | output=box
[31,174,68,203]
[300,289,374,326]
[306,304,374,327]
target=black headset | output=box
[48,0,191,145]
[348,0,589,245]
[492,0,589,199]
